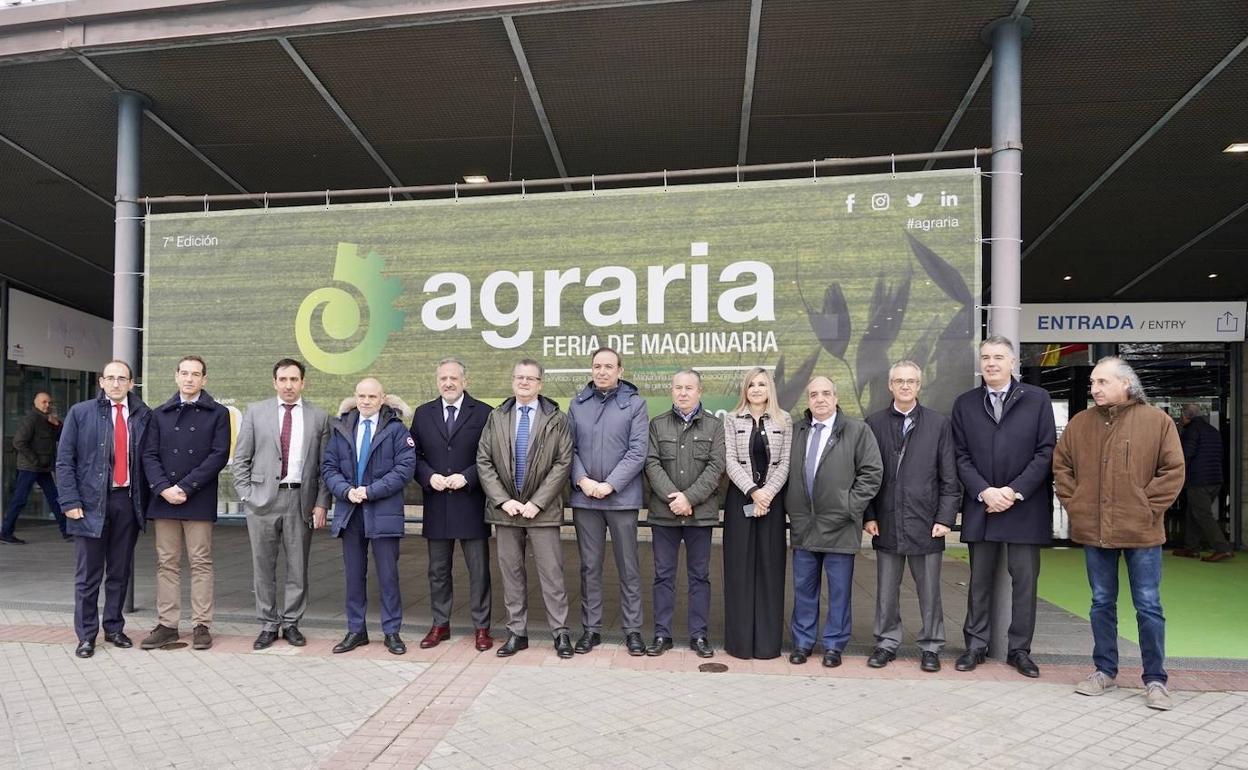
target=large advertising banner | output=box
[145,169,981,436]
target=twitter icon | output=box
[905,193,923,207]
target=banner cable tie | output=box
[591,174,596,196]
[144,199,151,217]
[325,190,330,209]
[203,194,209,213]
[263,192,269,210]
[811,159,816,180]
[663,170,667,190]
[454,182,459,201]
[978,170,1022,178]
[978,237,1024,244]
[113,325,145,331]
[891,154,896,179]
[521,179,526,198]
[388,187,393,205]
[114,216,145,222]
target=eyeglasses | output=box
[890,379,920,387]
[101,376,131,384]
[512,375,542,383]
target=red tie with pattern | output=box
[113,402,127,487]
[280,403,295,480]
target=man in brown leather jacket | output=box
[1053,356,1184,711]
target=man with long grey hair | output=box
[1053,356,1185,710]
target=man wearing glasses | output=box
[863,361,960,672]
[57,361,152,658]
[476,359,575,658]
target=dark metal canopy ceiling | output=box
[0,0,1244,318]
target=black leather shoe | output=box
[574,630,601,654]
[497,633,529,657]
[867,648,895,668]
[789,648,812,665]
[691,636,714,658]
[920,651,941,672]
[955,649,986,671]
[383,633,407,655]
[645,636,674,657]
[0,534,27,545]
[254,630,279,650]
[104,631,133,649]
[75,640,95,658]
[332,631,370,654]
[822,650,842,668]
[625,632,646,657]
[282,626,306,647]
[1008,651,1040,678]
[554,632,574,659]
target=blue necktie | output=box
[445,404,457,434]
[357,417,373,485]
[804,422,824,498]
[515,405,532,491]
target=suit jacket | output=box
[142,390,231,522]
[232,398,332,520]
[950,379,1056,545]
[411,393,491,540]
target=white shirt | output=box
[442,395,465,425]
[277,398,305,483]
[805,413,837,470]
[355,414,377,463]
[110,399,130,488]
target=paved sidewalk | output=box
[1,625,1246,770]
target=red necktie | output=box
[280,403,295,480]
[113,402,128,487]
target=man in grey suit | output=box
[233,358,331,649]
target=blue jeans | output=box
[1084,545,1166,685]
[3,470,64,537]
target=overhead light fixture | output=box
[1208,273,1219,278]
[463,174,489,184]
[1223,143,1248,153]
[1062,275,1072,281]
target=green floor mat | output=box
[1037,548,1248,660]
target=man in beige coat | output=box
[1053,356,1184,710]
[477,358,575,659]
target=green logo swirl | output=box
[295,242,405,374]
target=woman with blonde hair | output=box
[722,366,792,659]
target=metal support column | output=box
[983,15,1032,660]
[113,90,146,371]
[113,90,147,614]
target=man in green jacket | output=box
[477,359,575,659]
[785,376,883,667]
[643,369,725,658]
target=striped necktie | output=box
[514,405,532,491]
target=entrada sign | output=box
[1020,302,1247,343]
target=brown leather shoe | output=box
[192,625,212,650]
[1202,551,1234,563]
[419,624,450,649]
[1171,548,1201,558]
[474,628,493,651]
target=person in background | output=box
[1173,404,1232,562]
[2,392,65,543]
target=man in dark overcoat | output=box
[950,335,1056,677]
[410,357,493,651]
[139,355,231,651]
